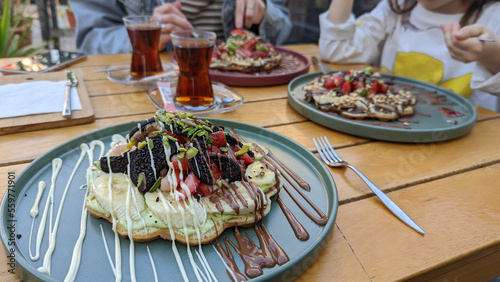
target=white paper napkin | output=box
[0,80,82,119]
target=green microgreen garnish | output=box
[235,145,250,156]
[149,177,162,192]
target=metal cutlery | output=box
[313,136,425,235]
[311,56,331,75]
[63,70,78,118]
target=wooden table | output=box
[1,44,500,281]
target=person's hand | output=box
[153,1,193,51]
[441,23,498,63]
[235,0,266,29]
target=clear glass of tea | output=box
[123,16,164,79]
[171,30,216,111]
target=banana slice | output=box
[243,142,267,161]
[91,169,145,221]
[245,161,276,193]
[145,190,206,230]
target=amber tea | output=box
[171,30,216,110]
[123,16,163,79]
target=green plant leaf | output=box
[0,1,47,58]
[0,0,12,57]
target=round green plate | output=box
[288,71,478,143]
[0,118,338,281]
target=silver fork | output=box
[402,18,495,42]
[313,136,425,235]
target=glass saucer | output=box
[105,63,177,88]
[147,82,244,116]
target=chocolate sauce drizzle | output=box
[276,195,310,241]
[223,225,289,279]
[266,150,310,191]
[209,182,249,215]
[215,240,247,282]
[214,127,329,281]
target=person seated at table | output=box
[71,0,292,55]
[318,0,500,112]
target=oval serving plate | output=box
[0,118,338,282]
[288,71,477,143]
[209,46,310,87]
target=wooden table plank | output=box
[318,118,500,203]
[295,226,371,281]
[334,162,500,281]
[268,121,370,150]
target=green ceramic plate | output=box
[288,71,478,143]
[0,118,337,281]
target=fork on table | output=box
[313,136,425,235]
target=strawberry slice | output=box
[341,81,352,94]
[352,80,364,91]
[230,29,246,36]
[178,172,200,198]
[378,82,388,94]
[333,76,344,87]
[324,78,335,90]
[369,80,379,94]
[209,131,227,147]
[171,154,190,171]
[252,50,268,58]
[241,38,257,50]
[236,48,252,58]
[239,153,254,165]
[197,183,218,197]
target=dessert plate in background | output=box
[209,47,310,87]
[288,71,477,143]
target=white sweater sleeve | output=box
[318,0,397,66]
[470,3,500,96]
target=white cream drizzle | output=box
[161,133,215,281]
[30,158,62,261]
[106,156,122,281]
[125,152,137,282]
[157,192,189,281]
[146,246,158,282]
[30,181,46,217]
[177,203,204,282]
[38,144,89,275]
[64,141,105,281]
[100,224,117,276]
[28,181,46,261]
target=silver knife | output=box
[312,56,330,75]
[63,70,78,118]
[353,168,426,235]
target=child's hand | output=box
[442,23,500,73]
